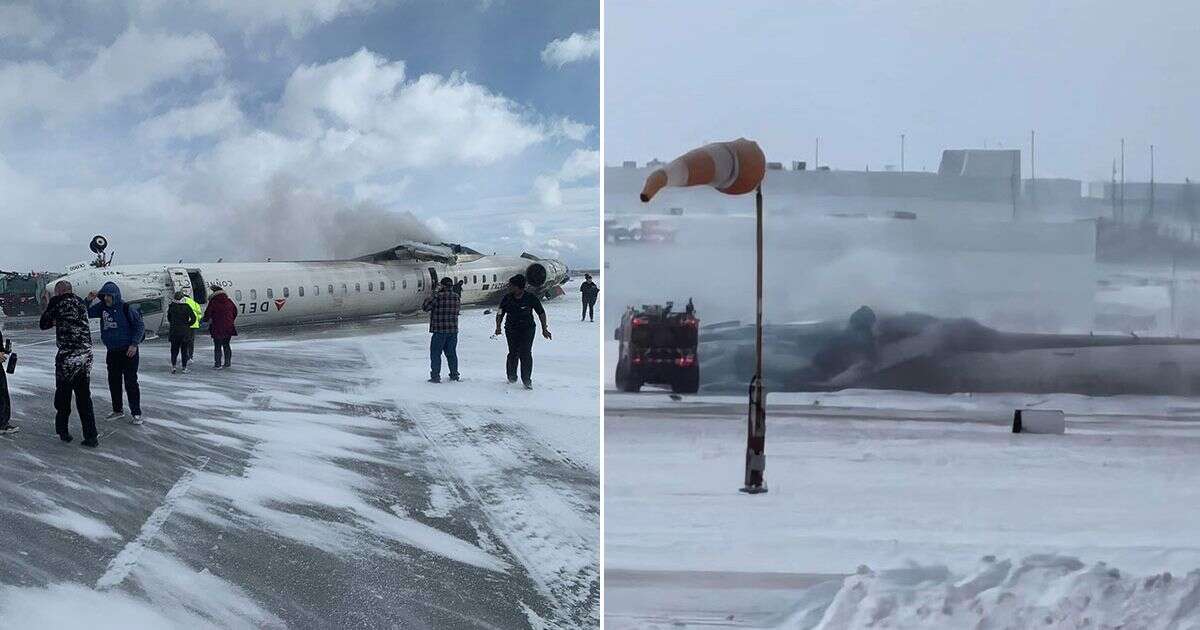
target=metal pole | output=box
[1120,138,1126,222]
[741,184,767,494]
[1150,144,1156,219]
[1011,151,1018,221]
[1030,130,1036,212]
[1111,158,1117,220]
[900,133,905,172]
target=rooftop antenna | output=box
[814,136,820,170]
[900,133,905,172]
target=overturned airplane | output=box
[52,238,569,335]
[702,307,1200,396]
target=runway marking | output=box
[94,455,210,590]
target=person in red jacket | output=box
[201,285,238,370]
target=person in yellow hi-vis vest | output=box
[181,294,202,361]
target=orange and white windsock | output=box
[640,138,766,202]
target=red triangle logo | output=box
[274,299,286,311]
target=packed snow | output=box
[604,390,1200,628]
[0,279,599,628]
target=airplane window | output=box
[328,284,333,295]
[283,287,290,298]
[267,288,274,299]
[355,283,361,292]
[298,286,304,297]
[402,279,407,289]
[391,281,396,290]
[250,289,257,300]
[341,283,347,294]
[235,290,242,302]
[493,274,497,282]
[129,299,163,315]
[368,282,373,292]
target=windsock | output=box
[640,138,766,202]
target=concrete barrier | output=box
[1012,409,1066,434]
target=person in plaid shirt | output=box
[422,276,461,383]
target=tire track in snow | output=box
[400,401,599,628]
[94,456,211,590]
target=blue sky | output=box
[0,0,599,271]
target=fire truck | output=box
[613,300,699,393]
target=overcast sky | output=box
[0,0,598,272]
[606,0,1199,184]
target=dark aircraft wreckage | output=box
[701,307,1200,396]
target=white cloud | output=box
[533,175,562,208]
[517,219,536,238]
[0,26,223,123]
[138,91,245,141]
[550,117,594,142]
[558,149,600,183]
[528,149,597,210]
[276,49,547,169]
[0,4,57,48]
[540,29,600,68]
[134,0,381,37]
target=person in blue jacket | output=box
[86,282,145,425]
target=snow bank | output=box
[801,554,1200,629]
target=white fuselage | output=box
[54,255,567,335]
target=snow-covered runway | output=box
[605,389,1200,628]
[0,282,599,628]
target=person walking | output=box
[202,284,238,369]
[0,325,16,435]
[87,282,145,425]
[580,274,599,322]
[422,277,461,383]
[494,274,551,389]
[167,291,196,373]
[40,281,98,446]
[181,292,202,362]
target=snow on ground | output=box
[0,280,599,628]
[605,389,1200,628]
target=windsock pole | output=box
[741,184,767,494]
[635,138,768,494]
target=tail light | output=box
[632,356,643,365]
[632,317,649,326]
[675,355,696,367]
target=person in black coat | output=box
[495,274,552,389]
[166,291,197,374]
[0,324,15,435]
[580,274,599,322]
